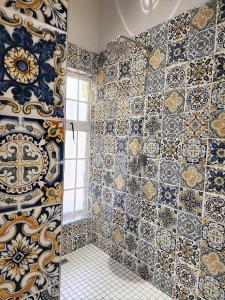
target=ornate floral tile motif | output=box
[0,204,61,299]
[209,111,225,138]
[214,54,225,81]
[0,115,63,213]
[187,57,214,87]
[156,227,176,255]
[141,178,158,202]
[155,249,175,277]
[168,40,187,65]
[154,269,174,297]
[165,65,186,90]
[163,90,185,114]
[175,262,198,289]
[178,188,204,217]
[160,160,180,186]
[181,138,207,165]
[176,236,200,267]
[145,93,163,115]
[138,240,155,265]
[180,163,205,191]
[216,23,225,55]
[185,85,211,112]
[144,137,161,160]
[159,183,179,208]
[190,0,216,32]
[0,8,66,119]
[25,284,60,300]
[144,115,161,138]
[217,0,225,24]
[203,193,225,224]
[0,0,68,31]
[177,212,202,242]
[162,114,183,139]
[149,22,168,49]
[158,205,177,230]
[161,138,182,161]
[146,69,165,94]
[168,12,190,42]
[207,139,225,165]
[183,110,209,139]
[119,59,132,79]
[189,28,215,61]
[148,47,166,71]
[210,81,225,112]
[139,220,156,243]
[206,166,225,195]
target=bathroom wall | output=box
[90,1,225,299]
[0,1,67,299]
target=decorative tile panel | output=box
[0,115,63,213]
[0,8,66,119]
[0,205,61,299]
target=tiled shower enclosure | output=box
[0,0,67,299]
[90,1,225,300]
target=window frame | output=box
[63,68,91,222]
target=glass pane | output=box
[79,79,89,102]
[77,132,87,158]
[64,160,76,189]
[65,130,77,159]
[76,159,87,188]
[78,102,88,122]
[66,100,77,121]
[66,76,78,100]
[75,188,87,211]
[63,189,75,216]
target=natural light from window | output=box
[63,70,90,222]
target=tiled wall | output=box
[0,1,67,299]
[61,219,89,256]
[89,1,225,299]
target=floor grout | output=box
[60,244,173,300]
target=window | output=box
[63,69,90,221]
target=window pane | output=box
[77,131,88,158]
[63,189,75,216]
[66,76,78,100]
[79,79,89,102]
[66,100,77,121]
[76,159,87,188]
[75,188,87,211]
[78,102,88,122]
[65,130,77,159]
[64,160,76,189]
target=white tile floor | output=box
[60,244,172,300]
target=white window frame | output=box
[63,68,91,222]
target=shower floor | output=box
[60,244,172,300]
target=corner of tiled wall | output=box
[90,1,225,299]
[0,1,67,299]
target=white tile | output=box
[61,244,172,300]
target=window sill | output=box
[62,214,89,226]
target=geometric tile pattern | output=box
[0,115,64,213]
[0,204,61,299]
[89,2,225,300]
[0,2,67,300]
[61,244,172,300]
[0,0,68,31]
[0,7,66,119]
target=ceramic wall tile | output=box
[89,1,225,299]
[0,115,63,213]
[0,8,66,119]
[0,205,61,299]
[0,0,68,31]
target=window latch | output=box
[70,122,75,141]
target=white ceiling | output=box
[68,0,208,52]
